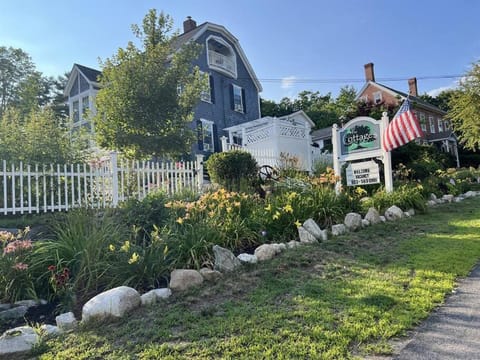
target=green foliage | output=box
[361,184,426,214]
[36,199,480,359]
[163,189,261,266]
[392,142,455,180]
[95,9,207,158]
[205,151,258,191]
[105,229,171,292]
[118,190,170,238]
[0,107,90,164]
[31,209,131,308]
[0,228,37,302]
[260,86,358,129]
[448,62,480,150]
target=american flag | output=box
[382,98,424,152]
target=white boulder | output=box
[212,245,242,272]
[254,244,278,261]
[364,207,381,225]
[298,226,317,244]
[56,312,78,332]
[361,219,370,227]
[344,212,362,231]
[237,253,258,264]
[169,269,204,292]
[331,224,347,236]
[385,205,404,221]
[82,286,141,323]
[141,288,172,306]
[0,326,39,359]
[442,194,454,203]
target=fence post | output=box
[220,136,228,152]
[110,151,119,207]
[196,154,204,191]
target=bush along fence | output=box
[0,152,205,215]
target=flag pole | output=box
[381,111,394,192]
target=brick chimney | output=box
[183,16,197,33]
[408,77,418,96]
[364,63,375,82]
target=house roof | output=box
[356,81,447,115]
[63,63,102,97]
[223,110,314,133]
[172,21,263,92]
[311,126,333,141]
[74,63,102,83]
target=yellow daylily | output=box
[294,220,302,228]
[128,252,139,264]
[283,204,293,213]
[273,211,281,220]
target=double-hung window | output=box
[419,112,427,132]
[200,119,214,152]
[231,84,244,113]
[437,118,444,132]
[429,116,435,133]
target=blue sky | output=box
[1,0,479,101]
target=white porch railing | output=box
[0,153,204,215]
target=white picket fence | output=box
[0,153,204,215]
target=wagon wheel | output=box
[259,165,280,182]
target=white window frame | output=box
[200,72,212,103]
[437,118,444,132]
[73,100,80,123]
[429,115,436,133]
[360,95,368,103]
[419,112,427,132]
[232,84,244,113]
[200,119,214,152]
[444,120,450,130]
[206,35,237,78]
[373,91,382,104]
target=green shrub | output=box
[118,190,170,239]
[361,185,426,214]
[205,151,258,191]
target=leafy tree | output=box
[0,46,36,117]
[0,107,89,164]
[260,86,358,129]
[94,9,207,159]
[448,63,480,150]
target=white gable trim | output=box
[64,64,101,97]
[355,81,404,101]
[189,23,263,92]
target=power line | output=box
[256,74,462,84]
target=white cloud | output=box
[427,81,459,97]
[281,76,296,89]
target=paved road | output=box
[393,264,480,359]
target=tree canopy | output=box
[448,62,480,151]
[94,9,207,159]
[260,86,358,129]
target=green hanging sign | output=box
[340,120,380,155]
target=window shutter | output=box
[212,123,220,152]
[229,84,234,111]
[241,88,246,113]
[196,120,204,151]
[209,76,215,104]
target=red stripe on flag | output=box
[382,99,424,152]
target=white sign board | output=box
[346,160,380,186]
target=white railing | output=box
[312,147,333,166]
[208,51,236,76]
[0,153,204,215]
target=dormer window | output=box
[206,35,237,78]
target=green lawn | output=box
[36,198,480,359]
